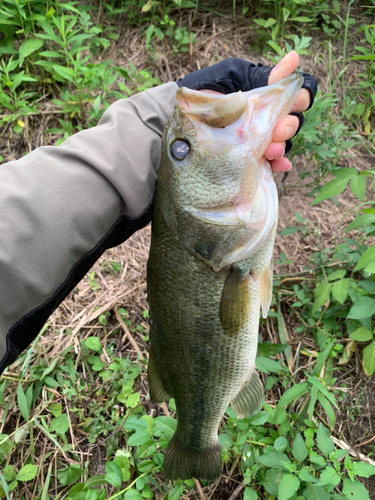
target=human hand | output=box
[178,52,317,174]
[265,51,311,173]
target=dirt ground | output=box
[1,2,375,498]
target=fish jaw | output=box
[159,72,302,272]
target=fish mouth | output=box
[188,198,265,229]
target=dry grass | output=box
[1,2,375,499]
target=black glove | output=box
[178,58,318,154]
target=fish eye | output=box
[171,139,190,160]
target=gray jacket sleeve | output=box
[0,81,178,374]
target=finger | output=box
[270,157,292,173]
[291,88,310,112]
[272,115,299,143]
[268,51,299,85]
[265,142,285,161]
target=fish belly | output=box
[147,203,274,480]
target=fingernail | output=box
[274,58,286,70]
[287,126,293,138]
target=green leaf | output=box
[85,337,101,351]
[290,16,312,22]
[128,430,154,447]
[249,410,269,426]
[312,341,334,377]
[256,452,291,470]
[311,177,350,205]
[317,393,336,428]
[350,327,373,341]
[49,403,62,418]
[316,423,334,457]
[125,489,143,500]
[16,464,37,481]
[342,478,371,500]
[308,376,338,409]
[346,214,375,232]
[327,270,346,281]
[243,487,257,500]
[303,484,331,500]
[19,38,44,66]
[331,279,350,304]
[0,434,13,455]
[66,483,85,499]
[167,483,184,500]
[312,282,332,314]
[218,433,233,452]
[350,175,367,201]
[126,392,140,408]
[316,466,340,486]
[256,356,284,374]
[332,167,358,178]
[351,461,375,478]
[360,280,375,294]
[83,475,108,489]
[153,416,177,438]
[51,414,70,435]
[354,245,375,271]
[105,462,123,489]
[274,437,288,453]
[309,455,327,468]
[363,341,375,376]
[58,464,82,486]
[17,384,30,421]
[299,466,318,483]
[278,382,309,408]
[52,64,74,82]
[348,297,375,319]
[292,433,307,463]
[262,468,284,496]
[278,473,300,500]
[3,465,15,482]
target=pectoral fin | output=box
[220,268,251,337]
[231,370,264,419]
[148,348,171,403]
[260,262,273,319]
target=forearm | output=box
[0,82,178,373]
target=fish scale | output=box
[147,73,303,481]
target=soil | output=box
[1,1,375,498]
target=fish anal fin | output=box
[231,370,264,419]
[260,262,273,319]
[148,348,171,403]
[220,268,251,337]
[164,434,222,481]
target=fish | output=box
[146,72,303,481]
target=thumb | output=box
[268,51,299,85]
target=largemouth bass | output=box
[147,73,303,481]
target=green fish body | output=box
[147,73,303,481]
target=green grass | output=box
[1,0,375,499]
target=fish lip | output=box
[193,194,251,212]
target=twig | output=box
[228,482,244,500]
[332,436,375,466]
[160,402,171,417]
[358,435,375,447]
[115,307,144,360]
[194,479,207,500]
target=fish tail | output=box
[164,434,222,481]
